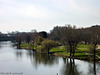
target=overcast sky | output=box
[0,0,100,33]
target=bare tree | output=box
[63,25,81,57]
[15,33,23,49]
[89,26,100,61]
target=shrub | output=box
[34,36,44,46]
[40,39,59,53]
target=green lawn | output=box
[20,43,100,60]
[20,43,41,50]
[49,44,94,59]
[76,44,89,53]
[96,49,100,56]
[50,46,64,52]
[20,43,29,47]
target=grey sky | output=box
[0,0,100,33]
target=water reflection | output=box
[0,41,100,75]
[60,58,100,75]
[26,51,59,67]
[61,58,81,75]
[15,50,23,61]
[88,61,100,75]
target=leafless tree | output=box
[89,26,100,61]
[63,25,81,57]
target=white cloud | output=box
[0,0,15,4]
[0,0,100,33]
[0,0,53,19]
[68,0,100,17]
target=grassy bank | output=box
[20,43,41,50]
[49,44,89,59]
[50,44,100,61]
[20,43,100,61]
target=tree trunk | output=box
[70,45,72,57]
[72,45,75,57]
[73,49,75,57]
[85,41,87,45]
[93,44,96,62]
[48,48,49,54]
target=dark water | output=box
[0,41,100,75]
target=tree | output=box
[80,28,91,45]
[25,33,31,44]
[89,26,100,61]
[34,36,44,48]
[63,25,81,57]
[40,39,59,54]
[39,31,47,38]
[48,26,64,42]
[15,33,23,49]
[30,31,39,50]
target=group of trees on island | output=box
[49,25,100,61]
[0,25,100,61]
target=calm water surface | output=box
[0,41,100,75]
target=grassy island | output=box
[20,43,100,61]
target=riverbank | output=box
[20,43,100,62]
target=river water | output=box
[0,41,100,75]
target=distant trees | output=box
[5,24,100,61]
[25,33,31,44]
[30,31,38,49]
[49,25,100,59]
[39,31,47,38]
[0,33,13,41]
[80,28,91,45]
[15,33,23,49]
[48,26,64,42]
[14,31,39,49]
[14,31,48,49]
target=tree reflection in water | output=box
[15,50,23,61]
[61,58,81,75]
[61,58,100,75]
[88,61,100,75]
[14,49,100,75]
[26,51,59,68]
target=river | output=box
[0,41,100,75]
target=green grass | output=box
[50,46,64,52]
[77,44,90,48]
[57,52,69,56]
[49,44,97,60]
[76,44,90,53]
[20,43,100,60]
[20,43,29,47]
[20,43,41,50]
[50,44,90,54]
[34,45,41,50]
[96,49,100,56]
[74,53,88,58]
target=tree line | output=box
[49,25,100,61]
[0,33,15,41]
[1,25,100,61]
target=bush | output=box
[34,36,44,46]
[40,39,59,53]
